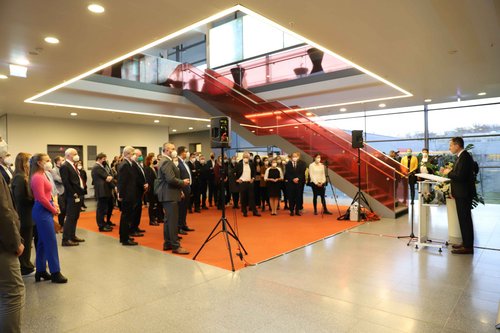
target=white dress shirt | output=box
[239,163,252,181]
[309,162,326,184]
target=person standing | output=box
[228,156,240,209]
[0,168,25,333]
[143,153,161,226]
[264,159,283,215]
[0,138,14,185]
[157,143,190,254]
[285,152,306,216]
[308,154,332,215]
[51,156,66,228]
[91,153,114,232]
[235,152,261,217]
[176,147,195,234]
[444,137,477,255]
[187,153,201,213]
[30,154,67,283]
[11,153,35,276]
[130,149,147,235]
[207,152,217,207]
[75,161,88,211]
[198,155,210,210]
[259,157,271,211]
[400,148,418,204]
[59,148,85,246]
[117,147,142,245]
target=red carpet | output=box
[77,203,362,271]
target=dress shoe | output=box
[178,229,188,235]
[35,271,52,282]
[130,232,144,237]
[72,236,85,242]
[323,211,333,215]
[122,240,138,246]
[62,240,79,246]
[202,206,209,210]
[21,267,35,276]
[183,226,195,232]
[106,221,117,227]
[163,245,173,251]
[80,207,87,212]
[172,247,190,255]
[137,228,146,233]
[149,221,160,226]
[314,210,318,215]
[253,211,261,217]
[177,235,183,240]
[295,211,302,216]
[290,211,294,216]
[51,272,68,284]
[243,212,248,217]
[194,209,201,213]
[452,243,464,249]
[99,226,113,232]
[452,247,474,254]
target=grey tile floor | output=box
[21,202,500,332]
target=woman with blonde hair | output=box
[30,153,67,283]
[11,152,35,276]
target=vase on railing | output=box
[307,48,324,74]
[446,197,462,244]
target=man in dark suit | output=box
[285,152,307,216]
[444,137,476,254]
[91,153,113,232]
[130,149,147,235]
[0,138,13,185]
[207,153,216,207]
[187,153,201,213]
[235,152,261,217]
[60,148,85,246]
[199,155,210,209]
[117,146,144,246]
[157,143,190,254]
[176,146,194,235]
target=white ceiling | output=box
[1,0,499,130]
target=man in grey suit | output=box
[51,156,66,227]
[157,143,190,254]
[0,167,25,333]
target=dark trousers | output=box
[106,197,114,222]
[200,180,208,207]
[312,184,327,211]
[287,182,302,213]
[33,202,61,273]
[190,183,201,211]
[162,201,180,249]
[147,193,162,222]
[281,182,288,207]
[18,225,34,273]
[57,194,66,227]
[455,197,474,248]
[63,196,81,241]
[130,197,143,232]
[119,200,135,242]
[208,177,216,206]
[96,197,110,228]
[254,182,261,209]
[178,192,188,229]
[231,192,240,208]
[260,187,270,208]
[239,182,256,213]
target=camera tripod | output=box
[193,147,247,272]
[323,160,342,217]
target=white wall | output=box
[7,114,170,196]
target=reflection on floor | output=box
[21,202,500,332]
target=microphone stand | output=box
[323,160,341,217]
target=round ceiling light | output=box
[339,107,347,112]
[88,4,105,13]
[0,74,8,79]
[378,103,386,108]
[44,37,60,44]
[477,92,486,96]
[70,112,78,116]
[154,119,160,123]
[424,99,432,103]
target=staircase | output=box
[171,64,409,217]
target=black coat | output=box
[448,150,476,198]
[60,161,85,198]
[234,160,256,180]
[117,160,143,202]
[285,160,307,184]
[10,173,34,228]
[91,164,113,198]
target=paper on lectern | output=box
[415,173,450,183]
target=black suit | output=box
[234,161,257,214]
[187,160,201,212]
[177,160,191,230]
[91,163,113,229]
[131,161,146,232]
[285,160,306,214]
[448,150,476,248]
[60,160,84,241]
[207,159,216,206]
[0,165,13,185]
[117,160,142,242]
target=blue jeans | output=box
[32,202,60,273]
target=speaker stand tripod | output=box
[323,161,341,217]
[192,147,247,272]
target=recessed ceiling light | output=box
[70,112,78,116]
[188,127,194,130]
[294,126,299,129]
[478,92,486,96]
[339,107,347,112]
[206,124,211,128]
[424,99,432,103]
[14,58,30,66]
[9,64,28,78]
[378,103,386,108]
[172,129,177,132]
[88,4,105,13]
[305,112,313,116]
[0,74,8,80]
[154,119,160,123]
[269,129,274,132]
[251,130,256,133]
[44,37,60,44]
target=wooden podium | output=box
[414,173,450,252]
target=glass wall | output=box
[316,98,500,203]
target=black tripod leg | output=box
[224,220,248,255]
[221,220,236,272]
[193,218,223,260]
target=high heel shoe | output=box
[51,272,68,284]
[35,271,52,282]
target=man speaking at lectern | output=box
[444,137,476,255]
